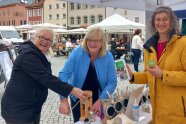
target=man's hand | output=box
[71,87,90,100]
[59,98,71,115]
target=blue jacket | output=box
[59,46,117,101]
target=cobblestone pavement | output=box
[0,56,144,124]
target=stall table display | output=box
[75,87,152,124]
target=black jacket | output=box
[1,41,73,123]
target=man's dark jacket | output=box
[1,41,73,123]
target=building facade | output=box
[67,3,105,29]
[26,0,45,25]
[0,3,28,26]
[44,0,67,27]
[66,2,145,29]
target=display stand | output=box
[79,90,93,123]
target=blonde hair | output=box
[82,26,107,56]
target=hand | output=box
[147,64,163,78]
[92,99,101,114]
[126,64,133,79]
[71,87,90,100]
[59,98,71,115]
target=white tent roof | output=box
[60,0,186,11]
[15,24,33,31]
[67,28,88,34]
[28,29,68,34]
[88,14,145,33]
[32,23,66,29]
[53,28,68,33]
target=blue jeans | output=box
[132,49,141,72]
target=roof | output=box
[61,0,186,11]
[0,0,34,6]
[26,0,44,9]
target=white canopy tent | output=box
[28,29,68,33]
[67,28,88,34]
[15,24,33,40]
[53,29,69,34]
[88,14,145,33]
[32,23,66,29]
[15,24,33,31]
[59,0,186,11]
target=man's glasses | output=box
[37,35,53,43]
[87,39,101,43]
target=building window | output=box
[12,20,15,25]
[83,4,88,9]
[70,3,74,10]
[98,15,103,22]
[24,20,26,24]
[33,9,37,16]
[77,16,81,24]
[48,5,52,10]
[70,17,74,24]
[56,4,59,9]
[63,24,66,27]
[77,3,81,10]
[157,0,163,5]
[90,15,95,24]
[62,14,66,19]
[97,5,103,8]
[135,17,139,23]
[29,21,32,25]
[90,5,95,9]
[124,10,127,15]
[28,10,32,17]
[38,9,41,16]
[20,20,23,25]
[56,14,59,20]
[83,16,88,24]
[33,21,37,25]
[62,3,66,8]
[49,15,52,20]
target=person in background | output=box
[1,27,89,124]
[65,38,72,48]
[127,6,186,124]
[131,29,143,72]
[58,26,117,123]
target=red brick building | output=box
[0,3,28,26]
[26,0,45,25]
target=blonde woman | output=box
[59,26,117,123]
